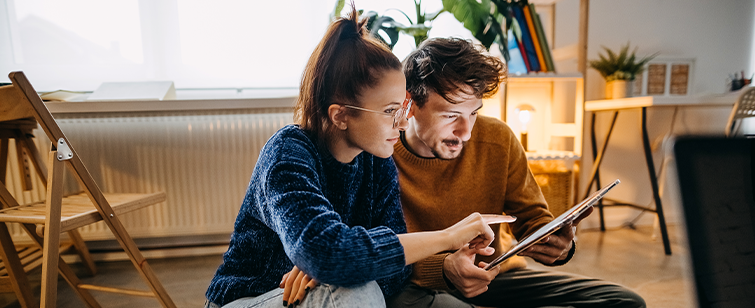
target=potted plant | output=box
[589,43,657,99]
[442,0,513,61]
[332,0,443,50]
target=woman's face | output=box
[344,69,408,159]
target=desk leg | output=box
[584,111,619,231]
[641,107,672,255]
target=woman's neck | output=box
[324,133,362,164]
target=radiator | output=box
[3,108,293,243]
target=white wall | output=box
[553,0,755,229]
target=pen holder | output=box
[730,78,752,91]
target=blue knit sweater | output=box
[205,125,411,306]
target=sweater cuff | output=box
[410,253,454,291]
[550,240,576,266]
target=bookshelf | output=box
[482,0,590,210]
[481,73,584,213]
[482,73,584,157]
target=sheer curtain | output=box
[0,0,472,92]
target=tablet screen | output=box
[484,179,620,271]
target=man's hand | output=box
[280,266,318,307]
[520,207,593,265]
[443,245,500,298]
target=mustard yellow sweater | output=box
[393,115,553,291]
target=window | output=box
[0,0,473,92]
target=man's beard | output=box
[430,139,466,160]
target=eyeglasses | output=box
[342,94,413,128]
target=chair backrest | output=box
[725,86,755,137]
[5,71,115,219]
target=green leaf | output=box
[442,0,491,34]
[425,9,445,21]
[331,0,346,21]
[366,14,402,50]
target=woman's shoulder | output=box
[260,125,320,164]
[266,125,316,151]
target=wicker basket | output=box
[528,160,576,217]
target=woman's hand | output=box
[443,212,496,251]
[280,266,318,307]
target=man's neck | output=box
[400,129,435,159]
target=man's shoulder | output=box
[470,115,517,145]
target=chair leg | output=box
[0,223,38,308]
[67,230,97,276]
[40,151,64,308]
[0,137,8,181]
[22,224,101,308]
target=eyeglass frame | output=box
[341,96,413,128]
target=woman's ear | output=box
[328,104,349,130]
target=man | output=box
[387,37,645,308]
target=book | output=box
[512,4,540,72]
[512,17,531,72]
[531,4,555,72]
[507,27,528,74]
[523,3,546,72]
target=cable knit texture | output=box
[206,125,411,306]
[393,116,553,290]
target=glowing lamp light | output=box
[515,104,535,151]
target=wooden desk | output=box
[584,94,737,255]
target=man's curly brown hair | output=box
[402,37,506,107]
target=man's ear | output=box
[406,102,415,119]
[328,104,348,130]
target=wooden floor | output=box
[0,225,694,308]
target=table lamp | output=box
[515,104,535,151]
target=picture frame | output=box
[632,57,695,96]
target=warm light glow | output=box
[515,104,535,133]
[518,110,531,132]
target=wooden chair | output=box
[0,118,97,300]
[0,71,175,307]
[725,86,755,137]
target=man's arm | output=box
[520,207,593,265]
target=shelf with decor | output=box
[481,73,584,215]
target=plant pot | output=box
[605,80,633,99]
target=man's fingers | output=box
[574,206,594,224]
[474,246,495,256]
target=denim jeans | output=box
[205,280,386,308]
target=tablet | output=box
[484,179,620,271]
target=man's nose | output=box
[454,116,473,141]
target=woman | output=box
[204,6,501,308]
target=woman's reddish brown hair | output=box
[294,4,402,141]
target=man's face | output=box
[405,88,482,159]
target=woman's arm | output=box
[398,212,494,265]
